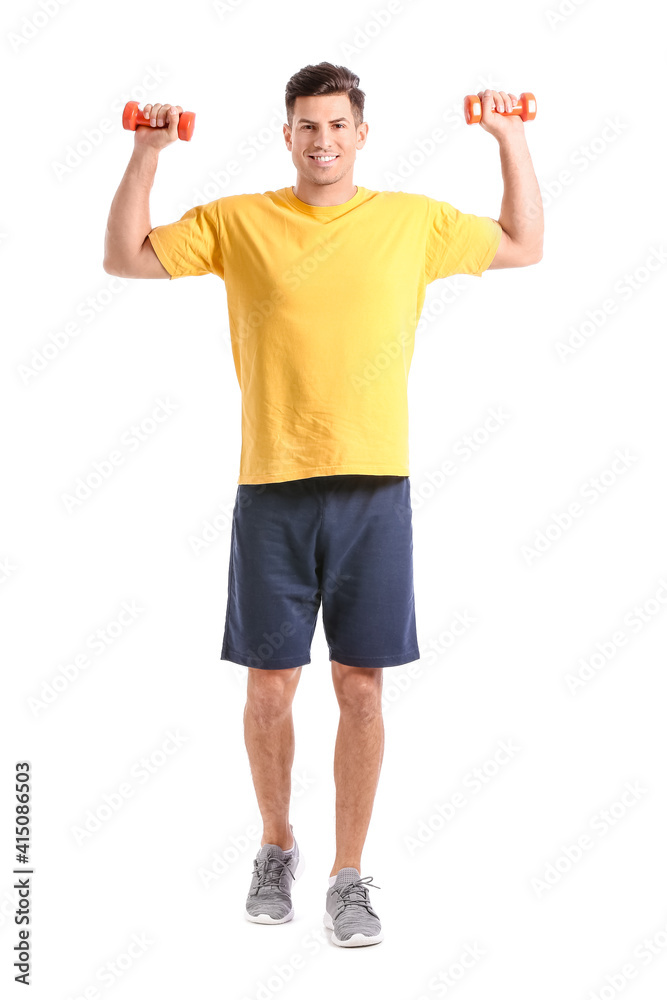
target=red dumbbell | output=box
[464,92,537,125]
[122,101,196,141]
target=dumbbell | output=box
[464,92,537,125]
[122,101,196,141]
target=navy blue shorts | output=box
[220,474,420,670]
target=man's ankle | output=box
[261,828,293,852]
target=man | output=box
[103,61,543,947]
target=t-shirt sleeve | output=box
[147,200,224,280]
[424,197,503,283]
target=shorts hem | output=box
[220,646,310,670]
[329,648,420,668]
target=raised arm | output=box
[476,89,544,269]
[103,103,183,279]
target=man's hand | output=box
[476,89,524,140]
[133,103,184,151]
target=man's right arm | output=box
[103,103,182,279]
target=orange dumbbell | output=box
[122,101,196,141]
[464,92,537,125]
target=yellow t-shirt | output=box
[148,186,502,484]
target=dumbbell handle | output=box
[464,92,537,124]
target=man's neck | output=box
[291,180,358,207]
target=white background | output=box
[2,0,667,997]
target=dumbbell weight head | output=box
[464,95,483,125]
[121,101,196,141]
[520,92,537,121]
[176,112,196,141]
[122,101,140,131]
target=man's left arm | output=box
[478,89,544,269]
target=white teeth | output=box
[311,155,336,161]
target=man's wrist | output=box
[129,145,160,178]
[495,127,529,152]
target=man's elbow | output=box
[103,257,125,276]
[521,242,543,266]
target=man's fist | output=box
[475,89,524,138]
[133,104,184,149]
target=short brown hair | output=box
[285,62,365,129]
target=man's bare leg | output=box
[329,662,384,876]
[244,665,303,851]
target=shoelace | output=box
[332,875,382,916]
[251,855,296,895]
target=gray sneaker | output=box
[324,868,384,946]
[245,826,304,924]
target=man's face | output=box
[284,93,368,187]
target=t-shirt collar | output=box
[284,184,365,217]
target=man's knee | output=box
[246,665,301,717]
[332,662,383,713]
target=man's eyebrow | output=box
[296,117,350,124]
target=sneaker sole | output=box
[245,848,306,924]
[323,910,384,946]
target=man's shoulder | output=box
[195,189,284,214]
[361,187,428,200]
[359,188,434,221]
[361,187,435,211]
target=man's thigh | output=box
[318,475,420,669]
[220,481,322,670]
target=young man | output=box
[103,62,543,947]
